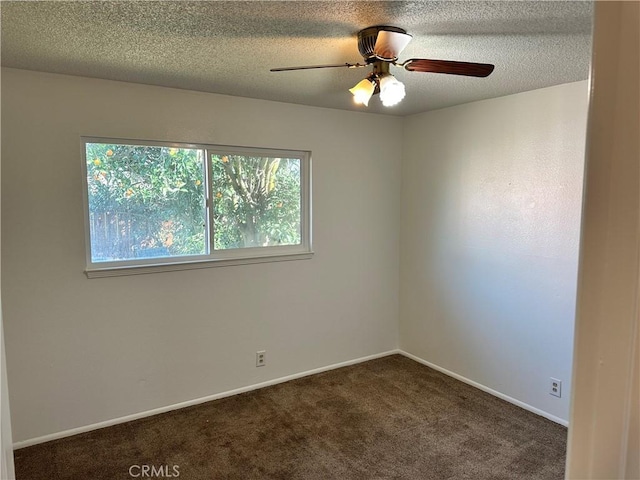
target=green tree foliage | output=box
[86,143,206,261]
[212,154,301,249]
[86,143,301,262]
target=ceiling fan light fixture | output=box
[271,25,494,110]
[357,26,408,60]
[378,74,406,107]
[373,30,413,61]
[349,77,376,106]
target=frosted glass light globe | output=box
[379,75,406,107]
[349,78,376,106]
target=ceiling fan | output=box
[271,26,495,108]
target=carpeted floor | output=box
[15,355,567,480]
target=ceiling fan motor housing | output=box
[357,26,407,61]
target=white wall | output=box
[1,66,593,448]
[0,310,14,479]
[566,2,639,478]
[0,63,17,479]
[0,68,402,443]
[400,81,588,423]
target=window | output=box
[82,138,311,277]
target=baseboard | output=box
[399,350,569,427]
[14,349,401,449]
[15,348,567,448]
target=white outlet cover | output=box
[550,377,562,398]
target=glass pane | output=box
[212,154,301,250]
[86,143,207,262]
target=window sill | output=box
[85,251,314,278]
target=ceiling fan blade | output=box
[403,59,495,77]
[373,30,412,61]
[270,63,366,72]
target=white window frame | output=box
[81,137,312,278]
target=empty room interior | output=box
[1,1,638,479]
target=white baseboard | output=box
[399,350,569,427]
[15,348,567,448]
[14,349,400,449]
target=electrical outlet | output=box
[549,378,562,398]
[256,350,266,367]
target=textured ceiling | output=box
[1,1,593,116]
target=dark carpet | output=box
[15,355,567,480]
